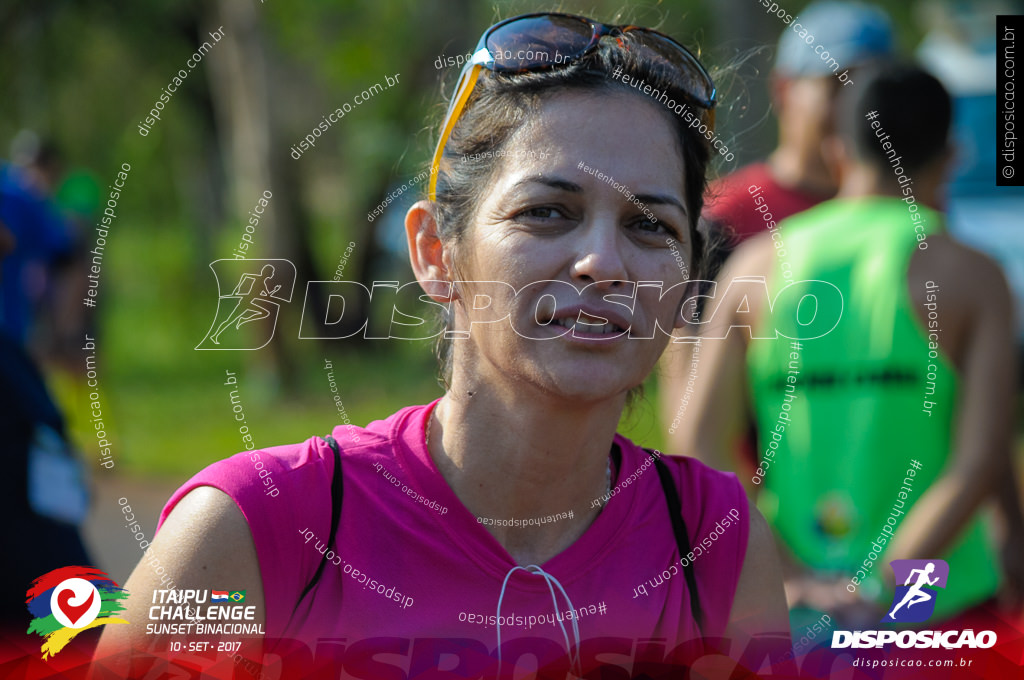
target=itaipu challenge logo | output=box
[25,566,129,658]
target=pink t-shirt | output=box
[159,400,750,677]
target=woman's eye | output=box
[632,216,679,239]
[518,206,565,220]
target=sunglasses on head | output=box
[427,12,718,200]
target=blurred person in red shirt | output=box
[704,1,895,263]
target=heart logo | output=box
[56,588,95,626]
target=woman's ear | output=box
[406,200,456,302]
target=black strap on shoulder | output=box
[293,435,343,610]
[649,449,703,631]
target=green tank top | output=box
[748,197,1000,620]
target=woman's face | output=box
[446,89,695,405]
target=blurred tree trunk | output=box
[351,0,477,312]
[205,0,320,393]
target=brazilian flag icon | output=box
[229,591,246,602]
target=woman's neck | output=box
[429,376,624,565]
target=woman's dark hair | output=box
[840,61,952,175]
[430,33,716,390]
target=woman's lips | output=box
[541,308,632,340]
[551,313,624,335]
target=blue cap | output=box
[775,1,894,77]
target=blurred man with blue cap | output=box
[699,1,895,251]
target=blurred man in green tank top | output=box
[665,63,1023,631]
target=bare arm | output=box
[884,250,1016,566]
[93,487,265,677]
[725,499,793,672]
[996,473,1024,540]
[686,325,751,473]
[995,473,1024,607]
[663,238,773,482]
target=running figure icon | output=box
[210,264,281,344]
[196,258,296,350]
[887,562,939,620]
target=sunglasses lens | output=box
[627,31,715,107]
[485,14,593,71]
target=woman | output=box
[96,13,789,679]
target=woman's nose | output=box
[569,222,628,287]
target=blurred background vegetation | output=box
[0,0,1016,488]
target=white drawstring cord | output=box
[495,564,582,679]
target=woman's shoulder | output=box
[158,402,432,529]
[663,451,747,516]
[154,403,434,635]
[660,450,746,539]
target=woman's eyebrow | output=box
[635,193,687,215]
[508,176,583,193]
[508,176,687,215]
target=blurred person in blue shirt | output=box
[0,132,77,345]
[0,216,93,630]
